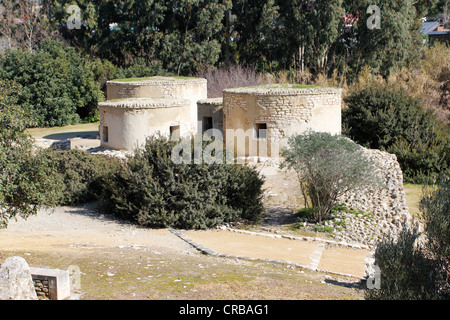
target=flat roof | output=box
[107,76,207,85]
[223,83,342,95]
[99,97,189,109]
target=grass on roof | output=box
[111,75,198,82]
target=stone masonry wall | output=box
[223,85,342,158]
[333,148,414,246]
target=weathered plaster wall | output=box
[106,77,207,134]
[99,98,190,151]
[197,98,224,134]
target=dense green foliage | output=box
[366,176,449,300]
[338,0,422,81]
[365,226,440,299]
[98,136,265,229]
[420,176,450,297]
[40,149,121,205]
[50,0,230,75]
[281,131,381,223]
[343,85,450,183]
[0,80,60,228]
[0,39,103,127]
[40,0,432,79]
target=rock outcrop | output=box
[0,256,38,300]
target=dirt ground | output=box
[0,202,365,300]
[0,124,371,300]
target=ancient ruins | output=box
[98,76,342,159]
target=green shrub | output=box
[39,149,121,205]
[281,131,381,223]
[0,80,61,228]
[365,227,439,300]
[343,85,450,183]
[366,175,449,300]
[98,136,265,229]
[419,175,450,298]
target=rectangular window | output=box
[170,125,180,140]
[203,117,213,133]
[102,126,109,143]
[254,123,267,139]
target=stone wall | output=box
[33,278,50,299]
[223,84,342,158]
[197,98,223,134]
[333,148,414,246]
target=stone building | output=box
[99,77,342,159]
[99,76,207,150]
[222,84,342,159]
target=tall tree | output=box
[342,0,422,81]
[0,80,61,228]
[279,0,345,76]
[0,0,19,49]
[231,0,282,70]
[50,0,230,74]
[0,0,50,52]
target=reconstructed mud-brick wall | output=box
[99,98,190,151]
[223,85,342,158]
[100,77,207,151]
[197,98,223,134]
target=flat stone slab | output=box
[177,229,372,278]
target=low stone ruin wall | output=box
[334,148,415,246]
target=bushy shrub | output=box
[0,80,61,228]
[365,227,439,300]
[281,131,381,223]
[419,175,450,298]
[39,149,121,205]
[366,175,450,300]
[98,136,265,229]
[343,85,450,183]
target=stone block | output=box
[30,267,71,300]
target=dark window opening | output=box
[170,125,180,140]
[254,123,267,139]
[203,117,213,133]
[102,126,109,143]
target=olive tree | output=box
[281,131,381,223]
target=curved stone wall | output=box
[222,84,342,158]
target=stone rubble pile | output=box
[332,148,415,246]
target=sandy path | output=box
[0,203,194,255]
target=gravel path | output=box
[0,202,195,255]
